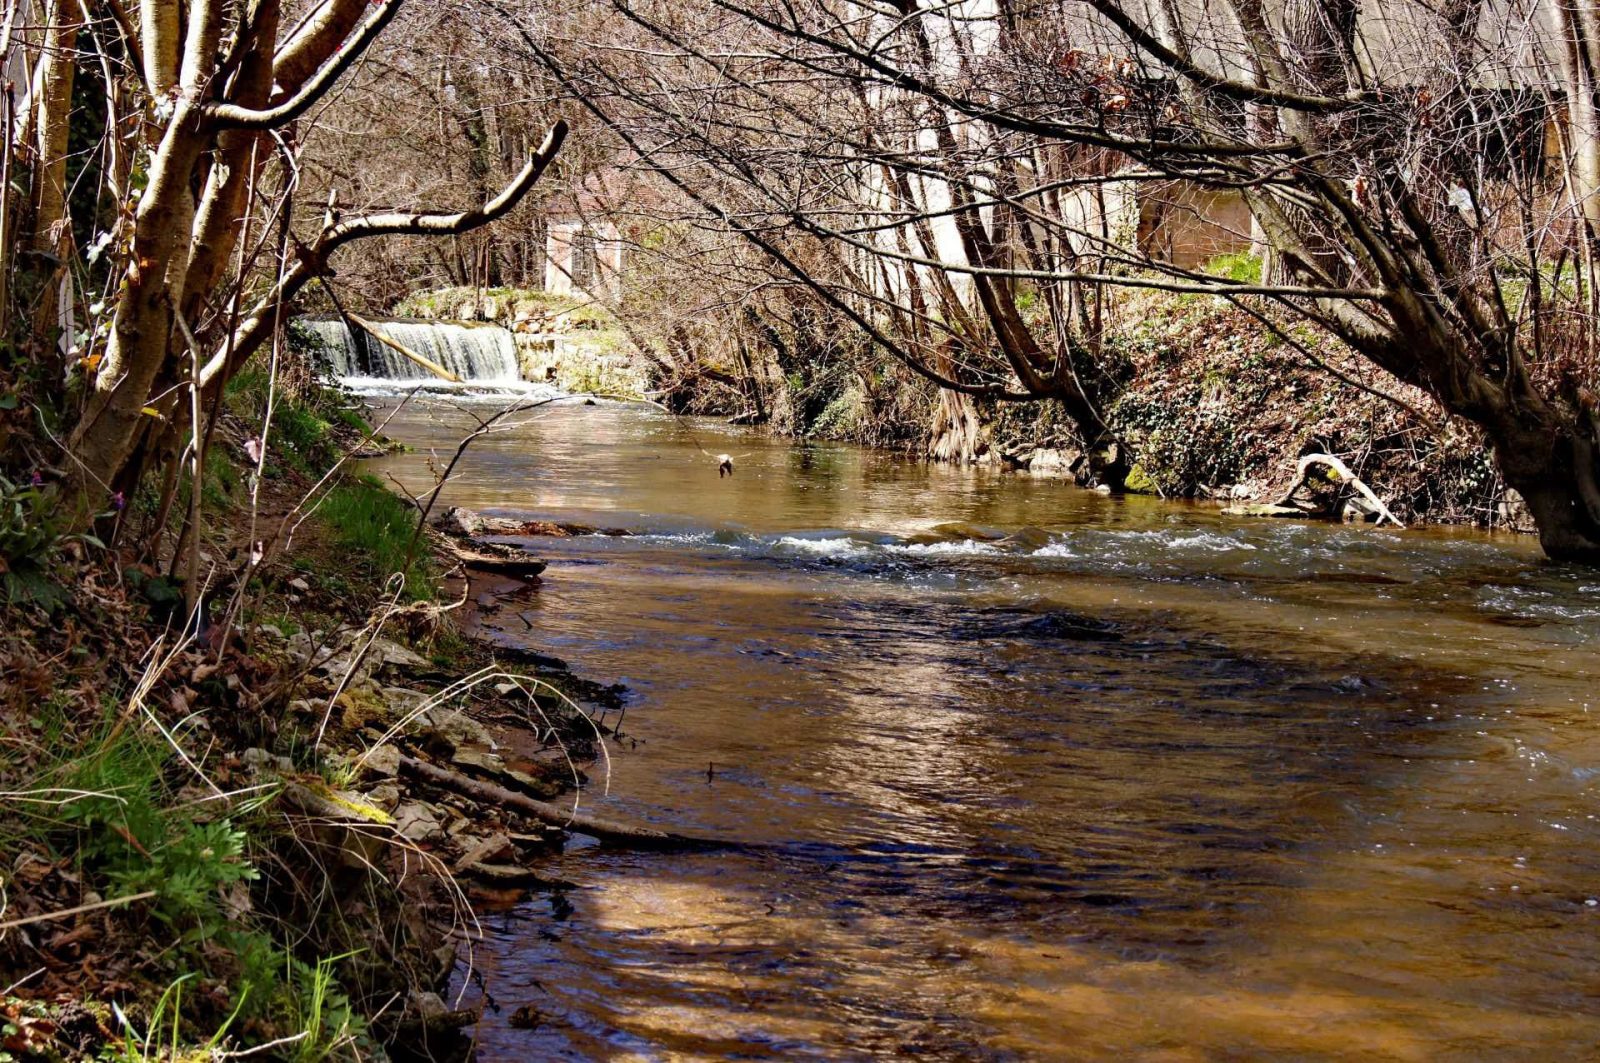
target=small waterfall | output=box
[297,316,539,392]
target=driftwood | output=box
[441,540,549,578]
[437,506,627,541]
[1225,453,1403,528]
[398,755,726,850]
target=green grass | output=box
[317,475,434,600]
[0,692,366,1059]
[1203,251,1263,284]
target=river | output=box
[362,397,1600,1061]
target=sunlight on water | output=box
[363,399,1599,1061]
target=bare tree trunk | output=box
[28,0,79,348]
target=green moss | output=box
[1203,251,1263,284]
[1124,463,1158,494]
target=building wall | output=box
[544,219,626,298]
[1137,184,1254,269]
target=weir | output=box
[299,317,525,386]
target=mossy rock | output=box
[1124,463,1159,494]
[337,685,390,730]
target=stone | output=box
[366,636,432,674]
[382,686,432,721]
[466,863,546,885]
[454,832,515,873]
[409,991,448,1021]
[451,747,508,775]
[360,743,402,779]
[241,747,294,775]
[1028,447,1080,473]
[417,706,495,750]
[437,506,485,539]
[337,685,389,730]
[287,576,311,593]
[1497,488,1534,532]
[509,1005,543,1029]
[364,783,402,812]
[393,802,445,844]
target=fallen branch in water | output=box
[1225,452,1404,528]
[398,755,727,850]
[1283,453,1404,528]
[344,310,462,383]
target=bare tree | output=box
[4,0,567,525]
[499,0,1600,559]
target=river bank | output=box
[0,380,630,1060]
[381,282,1521,535]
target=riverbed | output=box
[364,397,1600,1061]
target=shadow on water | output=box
[357,399,1600,1061]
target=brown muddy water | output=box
[364,398,1600,1061]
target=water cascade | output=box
[298,316,540,393]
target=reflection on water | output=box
[364,400,1600,1060]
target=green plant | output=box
[0,473,99,610]
[106,974,246,1062]
[317,476,434,600]
[1203,251,1263,284]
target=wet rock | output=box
[466,863,546,885]
[405,991,477,1033]
[508,1005,543,1029]
[997,526,1053,552]
[450,543,548,578]
[393,802,445,844]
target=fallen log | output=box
[398,755,727,851]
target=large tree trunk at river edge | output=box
[28,0,566,527]
[1496,418,1600,563]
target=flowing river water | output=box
[362,397,1600,1061]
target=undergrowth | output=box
[0,370,448,1060]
